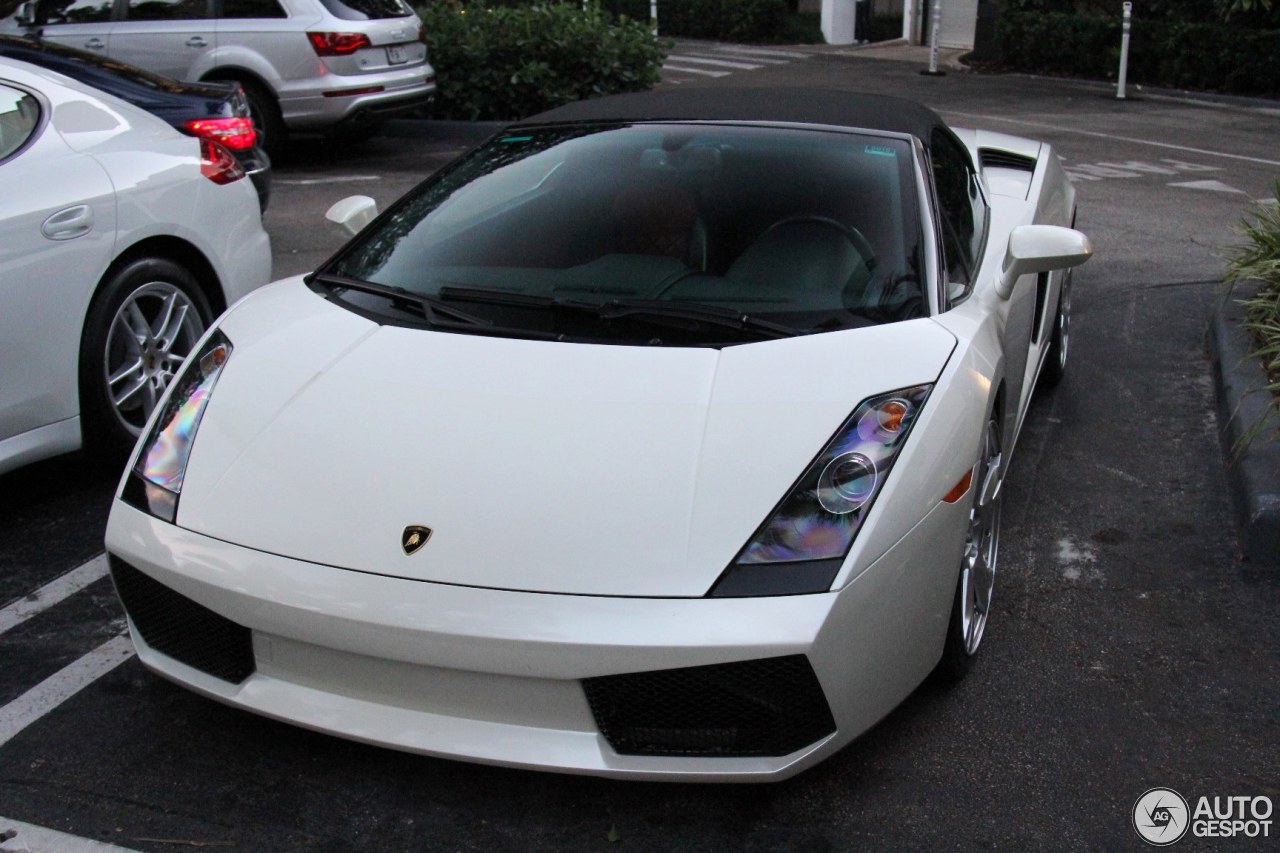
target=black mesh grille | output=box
[979,148,1036,172]
[109,556,255,684]
[583,655,835,758]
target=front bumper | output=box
[104,498,963,781]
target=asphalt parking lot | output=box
[2,45,1279,851]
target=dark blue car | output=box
[0,34,271,210]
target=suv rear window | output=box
[315,0,411,20]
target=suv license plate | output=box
[387,45,408,64]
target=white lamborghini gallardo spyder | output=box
[105,89,1091,781]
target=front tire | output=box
[79,257,212,462]
[937,414,1003,681]
[1040,269,1072,388]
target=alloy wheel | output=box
[1055,272,1072,371]
[103,282,206,436]
[959,417,1002,655]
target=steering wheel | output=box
[763,215,878,273]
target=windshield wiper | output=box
[437,286,603,316]
[596,299,803,340]
[436,285,556,308]
[308,273,492,328]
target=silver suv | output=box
[14,0,435,149]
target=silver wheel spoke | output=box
[112,371,148,408]
[111,310,145,353]
[154,293,192,354]
[126,301,154,347]
[142,375,159,415]
[108,356,146,388]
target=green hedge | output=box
[1002,0,1280,27]
[993,10,1280,98]
[415,2,665,121]
[600,0,788,42]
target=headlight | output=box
[708,384,932,597]
[120,331,232,523]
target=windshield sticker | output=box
[864,145,897,158]
[500,135,534,144]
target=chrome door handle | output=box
[185,36,207,47]
[42,205,94,241]
[84,38,105,50]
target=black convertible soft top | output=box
[515,88,949,147]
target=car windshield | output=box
[325,122,926,347]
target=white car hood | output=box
[176,280,956,597]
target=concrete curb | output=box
[1210,285,1280,565]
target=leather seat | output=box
[726,218,872,309]
[609,181,707,271]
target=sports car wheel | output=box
[1040,270,1071,387]
[938,414,1003,680]
[80,257,212,461]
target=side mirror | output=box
[325,195,377,236]
[15,1,38,26]
[996,224,1092,300]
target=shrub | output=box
[602,0,789,42]
[992,10,1280,98]
[415,1,664,121]
[1225,184,1280,444]
[1003,0,1280,27]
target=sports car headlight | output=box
[708,384,932,598]
[120,331,232,523]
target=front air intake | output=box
[109,556,255,684]
[583,655,836,758]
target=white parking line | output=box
[715,46,811,59]
[941,110,1280,168]
[663,65,732,78]
[0,634,134,748]
[0,817,140,852]
[1170,179,1246,193]
[708,51,792,65]
[0,556,108,637]
[665,55,764,70]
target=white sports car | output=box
[0,56,271,476]
[104,89,1090,781]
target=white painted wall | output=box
[901,0,977,48]
[822,0,856,44]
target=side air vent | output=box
[979,148,1036,172]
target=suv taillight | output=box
[307,31,372,56]
[199,138,247,185]
[184,117,256,151]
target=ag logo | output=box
[1133,788,1190,846]
[402,525,433,555]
